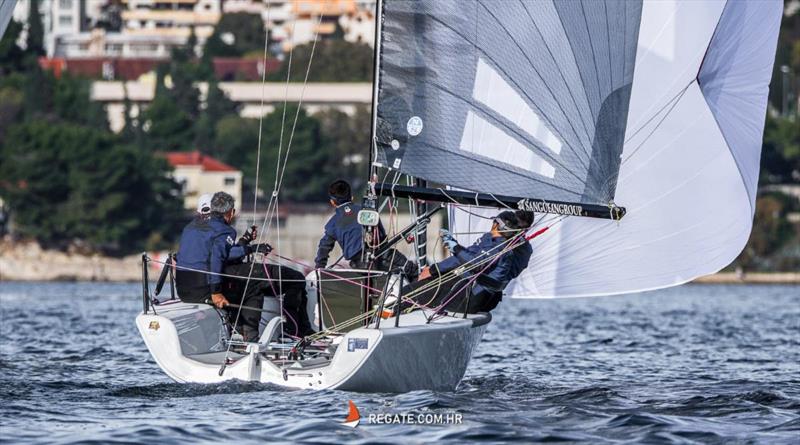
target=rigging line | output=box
[222,6,296,368]
[622,81,691,146]
[307,234,520,338]
[488,193,513,209]
[251,2,273,226]
[146,258,378,283]
[271,13,325,203]
[307,216,544,338]
[429,223,554,319]
[621,82,691,165]
[276,194,284,342]
[255,14,322,347]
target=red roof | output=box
[213,57,281,81]
[40,57,162,80]
[165,151,238,172]
[38,57,281,81]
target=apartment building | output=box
[121,0,221,43]
[222,0,376,51]
[13,0,96,56]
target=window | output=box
[58,15,72,27]
[59,0,72,9]
[224,177,236,186]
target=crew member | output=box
[400,210,534,314]
[314,180,386,269]
[175,192,314,341]
[196,193,213,215]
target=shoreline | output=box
[2,242,797,285]
[691,272,800,284]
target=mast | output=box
[366,0,383,181]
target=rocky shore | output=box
[2,240,797,284]
[0,241,144,282]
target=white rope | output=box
[221,12,325,367]
[147,257,383,283]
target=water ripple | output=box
[0,282,798,443]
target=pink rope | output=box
[431,233,526,316]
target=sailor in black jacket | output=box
[315,180,386,269]
[176,192,314,341]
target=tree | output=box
[315,106,372,190]
[242,105,336,202]
[214,115,260,169]
[196,80,239,151]
[0,87,23,137]
[0,121,184,254]
[95,0,124,32]
[26,0,45,56]
[140,65,196,151]
[760,115,800,184]
[203,13,267,59]
[53,75,108,128]
[735,193,796,270]
[141,94,194,152]
[268,40,374,82]
[0,20,26,75]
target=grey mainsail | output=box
[374,0,642,207]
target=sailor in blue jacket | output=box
[176,192,314,340]
[315,180,386,269]
[401,210,534,313]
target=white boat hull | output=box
[135,300,489,392]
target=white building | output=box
[165,151,242,212]
[222,0,376,51]
[55,27,183,58]
[91,80,372,132]
[121,0,221,43]
[13,0,224,58]
[13,0,97,56]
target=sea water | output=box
[0,282,798,443]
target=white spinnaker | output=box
[451,0,782,298]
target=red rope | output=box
[526,226,549,240]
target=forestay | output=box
[374,0,782,297]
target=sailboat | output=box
[136,0,782,392]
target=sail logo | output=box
[343,400,360,428]
[518,199,584,216]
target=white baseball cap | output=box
[197,193,213,214]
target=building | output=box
[13,0,97,56]
[54,27,185,58]
[13,0,224,58]
[222,0,376,51]
[121,0,221,44]
[165,151,242,212]
[92,80,372,132]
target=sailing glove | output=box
[440,229,458,252]
[238,226,258,245]
[250,243,273,255]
